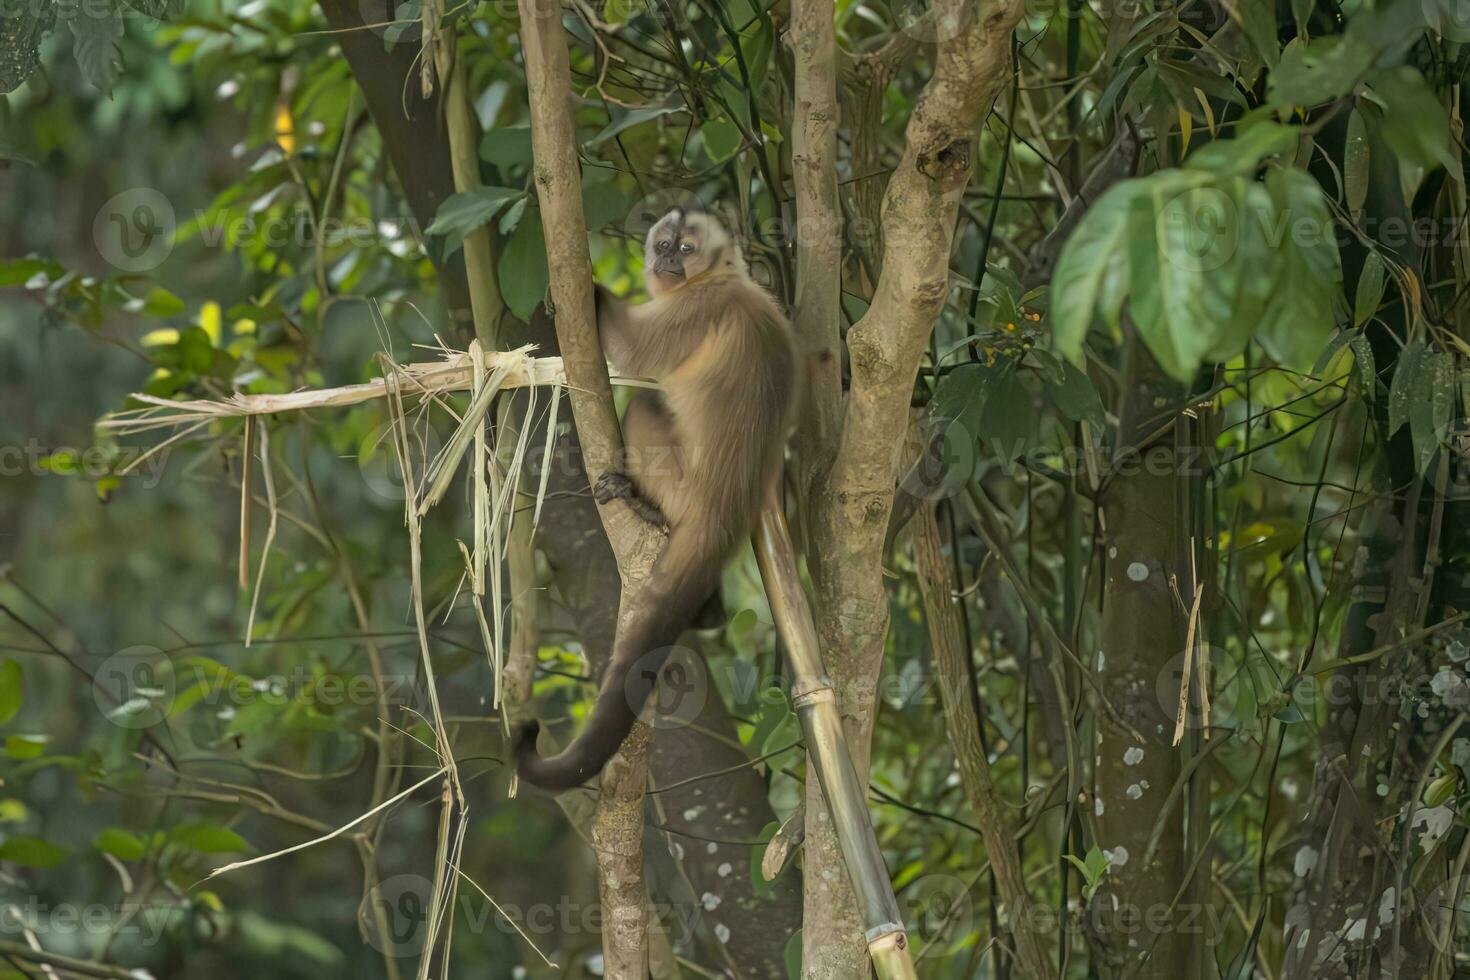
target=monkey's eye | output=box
[679,242,695,254]
[656,240,671,253]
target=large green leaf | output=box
[1388,338,1429,436]
[1050,181,1140,363]
[498,206,550,321]
[1051,165,1340,380]
[1365,67,1461,178]
[0,2,55,94]
[702,116,744,163]
[478,127,534,171]
[1185,120,1298,176]
[1354,252,1386,326]
[1047,361,1106,425]
[1254,169,1342,370]
[1409,350,1456,473]
[1146,175,1246,376]
[425,187,523,257]
[1268,34,1377,110]
[585,103,687,148]
[65,0,124,93]
[1344,109,1370,213]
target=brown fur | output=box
[516,210,796,790]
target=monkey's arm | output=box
[598,287,718,379]
[594,284,640,372]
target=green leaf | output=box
[1143,175,1244,378]
[582,176,630,234]
[1268,34,1377,110]
[1185,121,1298,175]
[0,2,55,94]
[1050,181,1140,362]
[1366,67,1461,178]
[1236,0,1280,67]
[426,187,523,258]
[1348,334,1378,393]
[5,735,45,760]
[94,828,146,862]
[1424,772,1458,808]
[497,206,550,321]
[1254,169,1342,371]
[585,103,687,148]
[783,929,802,980]
[498,196,528,235]
[1344,108,1370,213]
[1409,350,1455,473]
[169,823,249,855]
[702,116,743,163]
[0,661,21,725]
[1048,361,1106,425]
[478,128,534,171]
[0,259,63,288]
[140,286,185,317]
[0,836,69,869]
[1354,252,1386,326]
[1388,338,1428,437]
[929,360,1011,431]
[980,372,1037,464]
[64,0,124,94]
[726,608,762,657]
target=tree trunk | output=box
[1087,352,1191,978]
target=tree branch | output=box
[788,0,843,498]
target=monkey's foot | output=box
[593,472,669,533]
[627,498,670,535]
[593,470,635,504]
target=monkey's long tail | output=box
[514,521,727,791]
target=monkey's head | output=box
[643,209,740,296]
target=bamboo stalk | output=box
[423,3,503,346]
[751,500,918,980]
[98,348,653,438]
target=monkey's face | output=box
[643,209,734,296]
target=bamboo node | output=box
[792,687,837,709]
[866,924,909,946]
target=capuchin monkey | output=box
[515,208,796,791]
